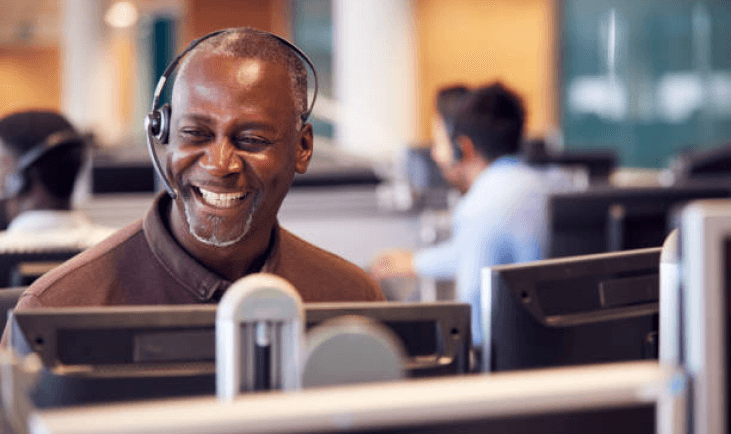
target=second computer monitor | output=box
[482,247,661,372]
[548,184,731,258]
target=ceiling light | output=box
[104,1,139,29]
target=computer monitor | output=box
[91,163,157,194]
[28,361,686,434]
[548,184,731,258]
[400,146,453,210]
[667,141,731,185]
[482,247,661,372]
[8,301,470,407]
[404,146,450,191]
[525,147,618,185]
[0,250,81,288]
[680,199,731,434]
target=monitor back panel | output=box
[10,302,470,407]
[485,248,661,372]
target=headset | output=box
[2,130,85,199]
[445,120,463,162]
[144,28,319,200]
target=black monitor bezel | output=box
[483,247,662,372]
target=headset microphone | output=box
[145,28,319,200]
[445,121,462,162]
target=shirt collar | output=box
[470,155,520,191]
[7,210,91,232]
[487,155,520,170]
[142,193,281,302]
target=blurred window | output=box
[561,0,731,168]
[291,0,334,139]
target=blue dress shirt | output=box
[413,157,577,344]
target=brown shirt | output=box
[14,194,384,308]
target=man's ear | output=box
[455,135,478,162]
[295,123,314,174]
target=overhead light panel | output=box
[105,1,139,29]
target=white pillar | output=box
[333,0,418,163]
[60,0,102,130]
[61,0,120,143]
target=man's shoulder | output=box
[20,220,145,307]
[276,228,384,302]
[464,162,557,210]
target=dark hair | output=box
[0,110,84,200]
[178,28,308,126]
[435,85,470,133]
[450,82,525,161]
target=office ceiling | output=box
[0,0,183,46]
[0,0,59,45]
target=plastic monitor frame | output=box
[28,361,686,434]
[680,199,731,434]
[8,302,471,407]
[482,247,661,373]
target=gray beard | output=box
[183,192,261,248]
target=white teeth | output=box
[197,187,245,208]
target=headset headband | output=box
[150,29,318,122]
[16,130,84,172]
[2,129,85,200]
[145,28,319,199]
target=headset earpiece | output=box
[445,121,462,162]
[146,110,161,139]
[3,172,25,199]
[451,141,463,161]
[157,104,171,145]
[146,103,171,145]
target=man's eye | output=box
[180,129,210,140]
[235,137,272,149]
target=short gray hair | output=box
[178,28,308,127]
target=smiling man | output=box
[9,28,384,309]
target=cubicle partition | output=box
[27,361,686,434]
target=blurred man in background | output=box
[0,110,114,251]
[371,83,576,348]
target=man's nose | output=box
[199,138,242,176]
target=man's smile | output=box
[192,185,249,209]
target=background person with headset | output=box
[371,83,576,348]
[371,85,469,292]
[5,27,383,313]
[0,110,114,252]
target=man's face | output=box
[167,52,312,248]
[430,115,465,192]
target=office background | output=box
[0,0,561,164]
[2,0,730,169]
